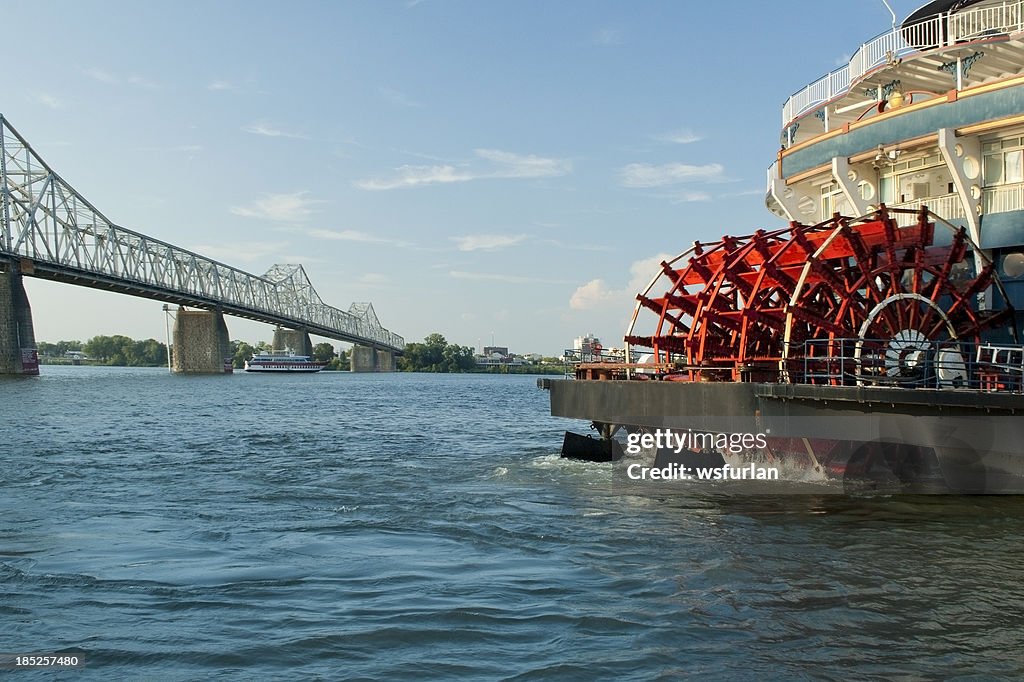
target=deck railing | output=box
[891,194,965,226]
[782,1,1024,129]
[800,338,1024,393]
[984,182,1024,214]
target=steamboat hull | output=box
[547,379,1024,493]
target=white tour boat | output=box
[244,350,327,373]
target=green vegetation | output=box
[38,336,168,366]
[312,342,350,371]
[39,332,562,374]
[398,333,476,373]
[40,336,351,370]
[36,340,85,362]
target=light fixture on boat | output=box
[887,88,905,109]
[873,144,901,167]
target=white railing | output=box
[782,2,1024,129]
[984,183,1024,214]
[848,26,911,84]
[950,2,1023,41]
[890,194,965,226]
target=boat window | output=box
[984,140,1024,186]
[1002,251,1024,278]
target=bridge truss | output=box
[0,115,403,352]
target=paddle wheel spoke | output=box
[625,208,1016,384]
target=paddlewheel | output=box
[625,206,1016,384]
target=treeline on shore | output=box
[38,337,167,366]
[36,336,351,370]
[398,333,567,374]
[38,332,568,374]
[398,333,475,372]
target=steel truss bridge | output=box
[0,115,403,352]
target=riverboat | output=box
[545,0,1024,493]
[244,351,327,373]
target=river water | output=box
[2,367,1023,679]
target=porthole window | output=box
[858,180,875,201]
[1002,252,1024,278]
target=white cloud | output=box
[569,253,672,310]
[655,129,703,144]
[450,270,572,285]
[208,80,239,91]
[569,279,618,310]
[231,192,325,222]
[82,68,157,88]
[620,162,725,188]
[475,148,572,178]
[306,228,413,248]
[242,121,309,139]
[451,234,527,252]
[32,93,61,109]
[192,240,288,264]
[355,165,473,190]
[83,68,118,84]
[356,149,571,190]
[127,75,159,89]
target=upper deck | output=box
[782,0,1024,147]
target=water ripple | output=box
[2,369,1024,678]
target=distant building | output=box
[571,333,603,361]
[573,334,600,354]
[474,346,532,367]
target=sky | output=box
[5,0,928,356]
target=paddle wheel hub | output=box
[625,206,1016,384]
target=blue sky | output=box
[7,0,925,355]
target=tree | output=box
[231,340,255,369]
[312,342,337,363]
[326,350,349,371]
[397,333,477,373]
[79,335,166,366]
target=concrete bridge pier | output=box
[0,265,39,375]
[272,327,313,356]
[376,349,396,372]
[350,344,396,372]
[171,308,232,373]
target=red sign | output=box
[21,348,39,375]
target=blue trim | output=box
[783,84,1024,178]
[980,210,1024,249]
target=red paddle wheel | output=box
[625,206,1015,384]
